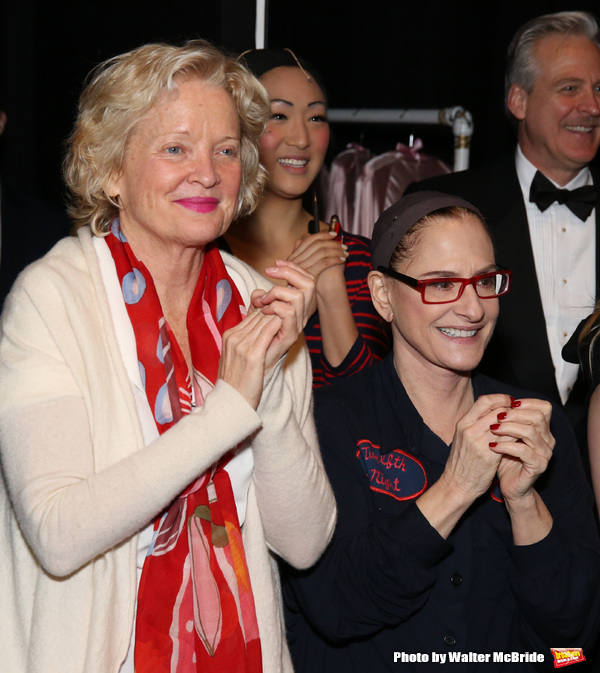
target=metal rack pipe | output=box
[328,106,474,171]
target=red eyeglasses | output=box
[378,266,512,304]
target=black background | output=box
[1,0,599,209]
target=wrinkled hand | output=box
[288,231,347,315]
[253,259,315,369]
[489,397,554,503]
[440,394,513,502]
[218,309,284,409]
[219,261,315,408]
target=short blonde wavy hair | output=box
[64,40,270,235]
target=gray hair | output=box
[505,11,600,106]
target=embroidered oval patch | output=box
[356,439,428,501]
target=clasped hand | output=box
[443,394,554,506]
[288,231,348,317]
[217,260,315,409]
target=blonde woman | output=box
[0,40,335,673]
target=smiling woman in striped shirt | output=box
[222,48,390,386]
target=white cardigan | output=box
[0,227,336,673]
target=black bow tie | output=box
[529,170,596,221]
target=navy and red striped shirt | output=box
[218,229,390,388]
[305,228,390,388]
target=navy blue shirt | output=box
[282,355,600,671]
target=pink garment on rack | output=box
[353,140,451,237]
[325,143,372,227]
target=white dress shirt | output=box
[515,147,596,404]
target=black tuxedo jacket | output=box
[406,152,600,442]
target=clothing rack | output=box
[327,106,473,172]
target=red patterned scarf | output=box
[105,220,262,673]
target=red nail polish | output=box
[489,442,498,448]
[497,412,507,421]
[490,423,501,431]
[511,400,521,408]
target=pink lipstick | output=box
[175,197,219,213]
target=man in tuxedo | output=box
[407,11,600,443]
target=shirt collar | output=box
[376,355,454,466]
[515,144,592,193]
[376,354,424,456]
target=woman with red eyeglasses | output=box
[280,191,600,672]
